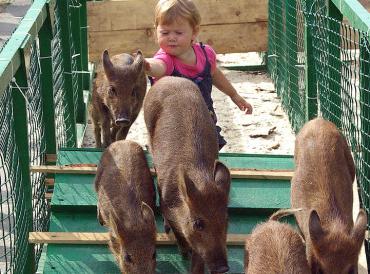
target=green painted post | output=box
[267,0,276,78]
[327,0,343,129]
[79,0,89,90]
[70,0,85,124]
[275,0,284,97]
[12,56,35,274]
[360,35,370,264]
[304,0,317,121]
[39,3,56,159]
[285,0,301,131]
[58,0,77,146]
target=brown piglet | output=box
[94,140,156,274]
[90,50,147,148]
[244,208,310,274]
[291,117,367,274]
[144,76,231,274]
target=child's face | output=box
[156,17,198,57]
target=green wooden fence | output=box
[0,0,91,273]
[268,0,370,263]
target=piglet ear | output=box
[102,49,114,79]
[351,209,367,243]
[178,167,197,202]
[309,210,324,243]
[141,201,155,225]
[213,160,231,195]
[133,50,145,75]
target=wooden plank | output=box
[30,165,294,180]
[87,0,268,32]
[29,232,248,245]
[231,169,293,180]
[88,22,268,61]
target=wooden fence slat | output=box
[29,232,248,245]
[87,0,268,32]
[88,22,268,62]
[30,165,294,180]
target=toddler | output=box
[145,0,253,150]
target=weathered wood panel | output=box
[87,0,268,61]
[88,0,268,31]
[29,232,248,245]
[30,165,293,180]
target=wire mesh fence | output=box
[0,86,31,274]
[52,1,76,149]
[0,0,90,273]
[307,2,370,259]
[268,0,370,261]
[27,40,49,267]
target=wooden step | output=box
[29,232,248,246]
[31,165,294,180]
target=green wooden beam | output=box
[39,1,57,159]
[330,0,370,32]
[0,0,52,96]
[327,1,343,129]
[305,0,318,121]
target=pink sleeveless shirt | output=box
[153,43,217,78]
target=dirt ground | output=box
[82,52,296,155]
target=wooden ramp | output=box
[36,148,295,273]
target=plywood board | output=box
[30,165,293,180]
[87,0,268,61]
[29,232,248,245]
[87,0,268,32]
[88,22,268,61]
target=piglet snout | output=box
[115,116,131,126]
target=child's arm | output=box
[144,58,167,78]
[212,67,253,114]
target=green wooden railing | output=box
[0,0,91,273]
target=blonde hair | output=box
[154,0,201,29]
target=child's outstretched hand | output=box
[231,94,253,114]
[144,58,151,73]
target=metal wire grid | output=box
[268,0,307,132]
[70,0,82,120]
[298,1,370,250]
[308,11,370,249]
[286,0,306,131]
[26,40,49,266]
[0,87,30,274]
[268,0,370,252]
[267,0,281,85]
[52,1,75,149]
